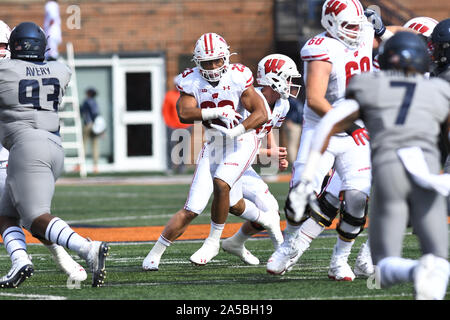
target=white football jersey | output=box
[300,22,375,125]
[175,63,253,129]
[247,88,290,139]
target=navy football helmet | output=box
[431,18,450,69]
[9,22,47,61]
[378,31,430,74]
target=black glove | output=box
[364,8,386,37]
[345,123,370,146]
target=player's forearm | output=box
[307,95,333,118]
[241,107,268,131]
[177,107,202,124]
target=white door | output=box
[113,57,166,171]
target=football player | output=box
[168,32,270,266]
[142,39,292,270]
[430,18,450,213]
[0,22,108,288]
[267,0,408,280]
[0,20,87,283]
[291,32,450,299]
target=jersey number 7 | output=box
[390,81,416,125]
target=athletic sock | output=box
[150,235,172,257]
[239,199,260,222]
[334,236,355,258]
[227,228,250,245]
[2,226,29,262]
[377,256,419,288]
[45,218,89,253]
[207,221,225,243]
[298,218,325,251]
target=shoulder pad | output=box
[301,33,332,62]
[229,64,254,90]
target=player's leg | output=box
[369,160,419,292]
[267,126,335,275]
[222,169,281,265]
[143,143,212,270]
[190,133,260,265]
[8,133,109,287]
[0,156,86,281]
[408,155,449,300]
[327,137,372,281]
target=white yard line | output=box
[0,293,66,300]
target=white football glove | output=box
[285,180,317,223]
[201,105,243,129]
[210,123,246,139]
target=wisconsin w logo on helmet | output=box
[257,54,302,100]
[324,0,347,16]
[264,59,286,74]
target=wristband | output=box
[201,108,218,121]
[380,29,394,41]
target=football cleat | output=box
[81,241,110,287]
[266,233,302,275]
[189,238,220,266]
[49,245,87,281]
[222,237,260,265]
[328,245,355,281]
[413,254,450,300]
[0,256,34,288]
[354,241,374,277]
[142,252,160,271]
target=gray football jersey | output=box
[347,71,450,168]
[0,59,71,150]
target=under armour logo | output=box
[354,51,359,57]
[223,86,230,90]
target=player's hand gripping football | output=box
[285,180,317,223]
[211,122,246,139]
[364,8,386,37]
[216,105,243,129]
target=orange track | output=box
[3,217,450,244]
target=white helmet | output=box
[0,20,11,59]
[403,17,438,38]
[257,54,302,100]
[192,33,234,82]
[321,0,366,49]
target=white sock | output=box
[239,199,260,222]
[284,222,301,238]
[2,226,28,262]
[335,236,355,258]
[227,228,250,245]
[297,218,325,251]
[150,235,172,257]
[207,221,225,242]
[45,218,89,253]
[377,256,418,287]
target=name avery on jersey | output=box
[25,66,51,77]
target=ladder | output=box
[58,42,87,178]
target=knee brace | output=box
[337,190,368,241]
[307,192,339,227]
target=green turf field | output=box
[0,181,448,301]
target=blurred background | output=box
[1,0,448,175]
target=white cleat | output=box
[266,233,301,275]
[189,238,220,266]
[49,245,87,282]
[414,254,450,300]
[258,211,284,250]
[354,241,374,278]
[142,252,160,271]
[222,237,259,265]
[0,256,34,288]
[80,241,110,287]
[328,246,355,281]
